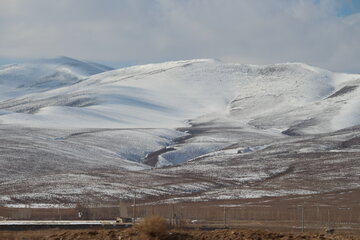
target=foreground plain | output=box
[0,228,359,240]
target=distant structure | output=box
[119,200,129,218]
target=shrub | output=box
[135,216,169,240]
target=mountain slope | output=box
[0,56,113,100]
[0,58,360,205]
[0,59,359,134]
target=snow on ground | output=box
[1,59,359,133]
[156,142,230,167]
[0,56,112,89]
[1,58,360,205]
[0,126,185,182]
[0,125,359,204]
[0,56,112,101]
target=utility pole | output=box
[119,201,122,217]
[316,205,320,226]
[223,207,227,228]
[349,208,352,225]
[171,204,175,227]
[57,202,61,220]
[301,205,304,233]
[133,192,136,223]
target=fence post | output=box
[133,192,136,223]
[301,206,304,233]
[171,204,175,227]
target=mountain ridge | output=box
[0,57,360,205]
[0,56,113,101]
[0,57,359,133]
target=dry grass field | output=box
[0,228,359,240]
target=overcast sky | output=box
[0,0,360,72]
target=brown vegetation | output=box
[133,216,170,240]
[0,228,359,240]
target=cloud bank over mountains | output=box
[0,0,359,72]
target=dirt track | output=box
[0,228,359,240]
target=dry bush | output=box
[0,231,43,240]
[0,232,16,240]
[135,216,170,240]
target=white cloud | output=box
[0,0,359,72]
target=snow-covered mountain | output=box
[0,56,113,100]
[0,58,359,134]
[0,57,360,205]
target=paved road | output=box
[0,220,132,231]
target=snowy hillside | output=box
[0,56,112,100]
[0,58,360,205]
[0,58,359,134]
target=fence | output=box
[1,203,359,232]
[133,204,360,232]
